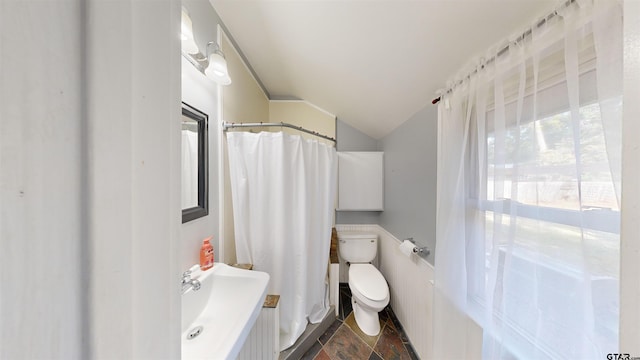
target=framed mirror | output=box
[181,102,208,223]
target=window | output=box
[434,3,622,359]
[475,101,620,358]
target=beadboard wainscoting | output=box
[237,301,279,360]
[335,224,434,360]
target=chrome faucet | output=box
[181,269,201,294]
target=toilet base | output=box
[351,297,381,336]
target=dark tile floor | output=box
[300,284,419,360]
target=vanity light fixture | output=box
[205,42,232,85]
[181,7,199,55]
[181,7,232,86]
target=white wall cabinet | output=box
[337,151,384,211]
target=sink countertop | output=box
[181,263,270,360]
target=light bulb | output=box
[205,52,232,85]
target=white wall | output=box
[0,1,87,358]
[87,0,182,358]
[181,55,221,271]
[180,0,222,274]
[620,0,640,353]
[1,0,182,358]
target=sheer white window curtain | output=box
[434,1,622,359]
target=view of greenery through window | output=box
[480,102,620,347]
[487,102,619,211]
[484,102,620,278]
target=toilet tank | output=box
[338,233,378,263]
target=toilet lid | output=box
[349,264,388,301]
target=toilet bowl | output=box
[348,263,390,336]
[339,232,389,336]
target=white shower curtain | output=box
[226,131,337,351]
[434,1,622,359]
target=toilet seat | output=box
[348,264,388,302]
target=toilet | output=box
[338,232,390,336]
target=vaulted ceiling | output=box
[211,0,555,139]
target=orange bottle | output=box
[200,236,214,270]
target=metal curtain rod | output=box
[223,122,337,143]
[432,0,576,105]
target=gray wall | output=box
[336,119,380,151]
[379,105,438,265]
[335,119,381,224]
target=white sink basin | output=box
[182,263,269,360]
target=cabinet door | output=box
[337,152,383,211]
